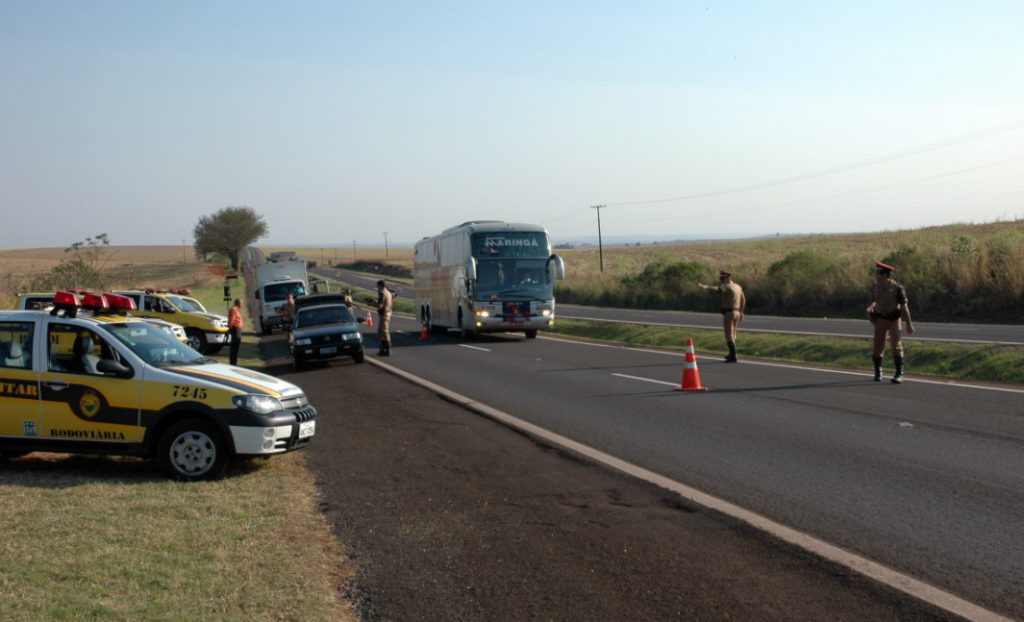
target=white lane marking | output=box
[559,314,1023,345]
[367,356,1013,622]
[459,344,491,352]
[541,335,1024,395]
[612,373,677,388]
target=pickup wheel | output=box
[185,329,208,353]
[353,349,365,364]
[158,418,229,481]
[525,329,538,339]
[293,354,304,371]
[262,321,272,335]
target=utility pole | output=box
[383,232,389,257]
[591,204,605,273]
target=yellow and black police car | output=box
[0,292,316,480]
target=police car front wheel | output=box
[158,418,228,481]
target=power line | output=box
[601,117,1024,208]
[604,153,1024,224]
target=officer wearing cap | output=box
[280,293,296,331]
[866,262,915,383]
[699,270,746,363]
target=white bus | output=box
[414,221,565,338]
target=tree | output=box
[193,207,268,270]
[30,233,112,291]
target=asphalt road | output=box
[264,336,957,621]
[340,314,1024,621]
[322,267,1024,345]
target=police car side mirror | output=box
[97,359,133,378]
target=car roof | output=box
[0,310,148,326]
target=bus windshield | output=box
[475,258,553,300]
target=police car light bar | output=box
[103,293,137,312]
[80,293,109,309]
[51,290,82,317]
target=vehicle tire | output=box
[458,308,474,339]
[353,349,365,364]
[158,418,229,481]
[293,355,304,371]
[262,322,272,335]
[525,329,538,339]
[185,329,208,353]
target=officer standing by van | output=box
[699,270,746,363]
[866,261,915,383]
[375,280,393,356]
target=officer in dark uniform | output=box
[866,262,915,383]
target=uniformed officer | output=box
[865,262,915,383]
[375,280,393,356]
[280,293,296,331]
[227,298,244,365]
[699,270,746,363]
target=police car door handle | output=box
[44,380,70,391]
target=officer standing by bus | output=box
[699,270,746,363]
[866,261,915,383]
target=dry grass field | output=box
[0,245,224,309]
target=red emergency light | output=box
[103,293,137,312]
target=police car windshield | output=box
[104,322,209,367]
[293,305,355,329]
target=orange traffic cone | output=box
[419,319,430,340]
[676,338,708,391]
[365,310,373,327]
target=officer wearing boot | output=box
[699,270,746,362]
[866,262,915,383]
[375,280,393,356]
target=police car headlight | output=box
[232,394,283,414]
[295,337,312,346]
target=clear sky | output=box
[2,1,1023,248]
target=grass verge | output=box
[551,319,1024,385]
[0,453,354,622]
